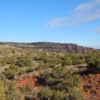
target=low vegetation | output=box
[86,51,100,73]
[0,45,99,100]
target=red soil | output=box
[82,74,100,100]
[16,76,40,89]
[16,74,100,100]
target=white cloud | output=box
[46,18,66,28]
[46,0,100,28]
[73,3,93,12]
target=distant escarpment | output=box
[0,42,95,54]
[31,42,95,54]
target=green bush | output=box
[16,56,32,67]
[52,90,67,100]
[1,56,17,65]
[68,87,84,100]
[20,84,32,93]
[41,66,84,100]
[0,79,22,100]
[38,87,53,100]
[38,87,83,100]
[61,57,73,66]
[86,51,100,73]
[4,65,18,79]
[5,82,22,100]
[18,69,26,75]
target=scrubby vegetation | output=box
[38,67,83,100]
[86,51,100,73]
[0,44,99,100]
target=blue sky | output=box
[0,0,100,48]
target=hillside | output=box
[0,44,100,100]
[0,42,95,54]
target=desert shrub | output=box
[34,52,61,66]
[44,67,82,88]
[0,79,22,100]
[34,55,42,61]
[45,62,56,68]
[51,67,65,79]
[38,87,83,100]
[1,56,17,65]
[86,51,100,73]
[18,69,26,75]
[40,66,84,100]
[5,82,22,100]
[68,87,84,100]
[52,90,68,100]
[26,67,34,73]
[61,56,73,66]
[38,87,53,100]
[36,63,46,71]
[65,54,85,65]
[4,65,19,79]
[20,84,32,93]
[36,62,56,71]
[16,56,32,67]
[50,73,82,91]
[60,54,85,66]
[38,87,68,100]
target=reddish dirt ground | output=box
[82,74,100,100]
[16,76,41,100]
[16,74,100,100]
[16,76,40,89]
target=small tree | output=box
[4,65,18,79]
[16,56,32,67]
[38,87,53,100]
[86,51,100,73]
[5,82,22,100]
[52,90,67,100]
[61,55,73,66]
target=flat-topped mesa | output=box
[0,42,95,54]
[31,42,94,54]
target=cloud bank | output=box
[46,0,100,28]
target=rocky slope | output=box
[0,42,95,54]
[31,42,95,54]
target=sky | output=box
[0,0,100,48]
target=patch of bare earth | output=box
[16,76,41,100]
[82,74,100,100]
[16,76,40,90]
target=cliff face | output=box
[31,42,94,54]
[0,42,94,54]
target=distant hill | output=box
[31,42,95,54]
[0,42,95,54]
